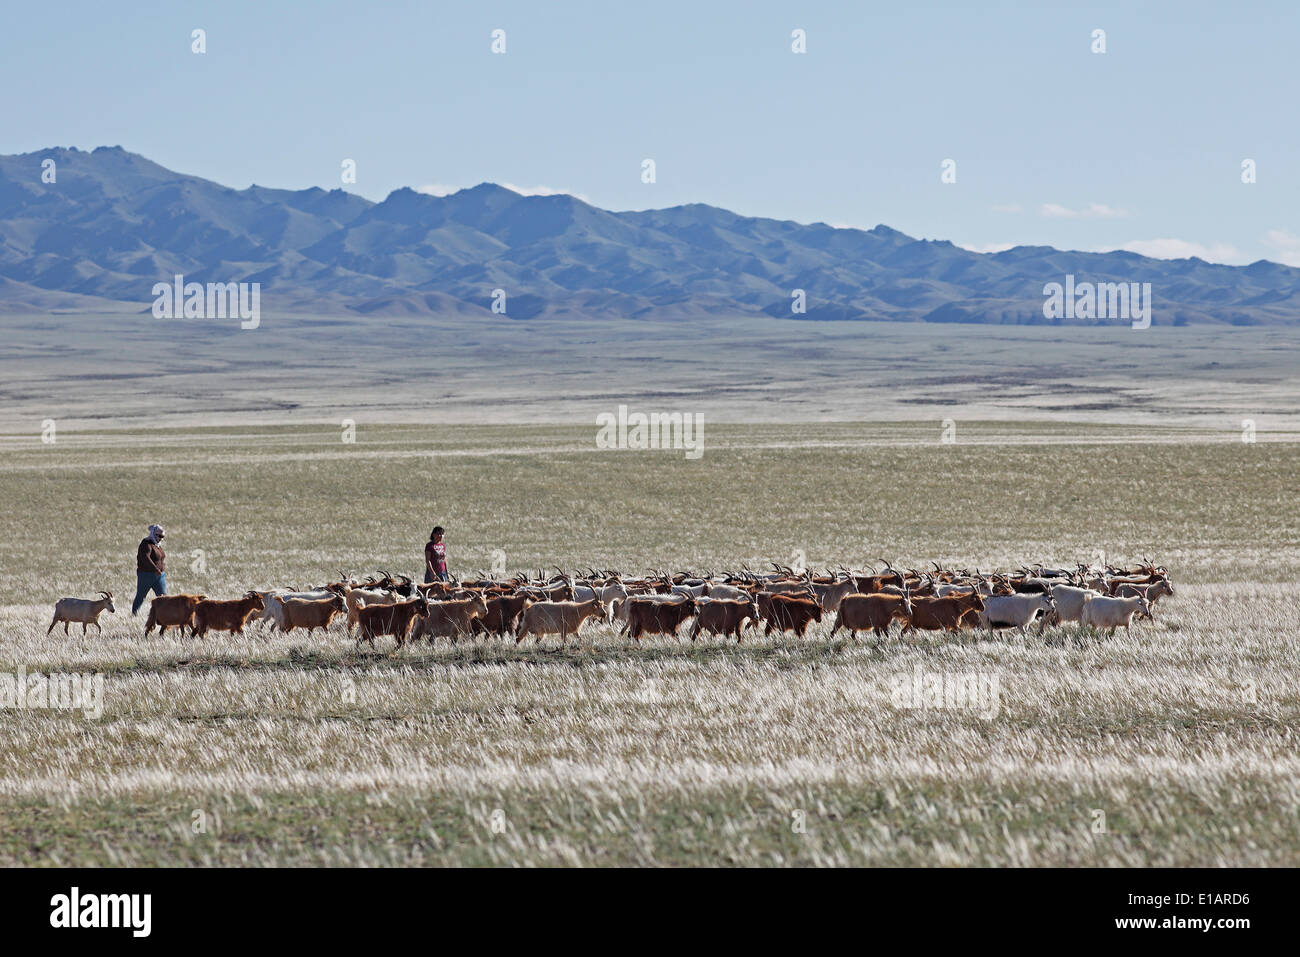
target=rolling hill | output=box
[1,146,1297,324]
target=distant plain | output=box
[1,313,1297,865]
[1,313,1297,431]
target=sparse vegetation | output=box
[1,422,1297,865]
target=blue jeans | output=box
[132,571,167,614]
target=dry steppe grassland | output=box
[0,419,1296,865]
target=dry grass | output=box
[0,422,1297,865]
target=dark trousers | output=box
[132,571,167,614]
[424,569,449,583]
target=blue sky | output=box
[3,0,1296,264]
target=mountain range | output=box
[1,146,1297,324]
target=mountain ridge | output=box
[1,146,1296,323]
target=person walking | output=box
[424,526,449,583]
[132,523,167,615]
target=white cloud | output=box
[1263,229,1300,266]
[1101,239,1245,263]
[1041,202,1128,219]
[416,182,591,203]
[504,183,590,202]
[958,241,1016,254]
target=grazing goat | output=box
[47,591,115,635]
[620,596,697,642]
[357,593,430,650]
[145,594,207,637]
[670,582,711,598]
[598,581,632,618]
[702,583,754,601]
[761,579,820,597]
[903,593,985,635]
[1079,594,1151,636]
[279,594,348,635]
[762,594,823,637]
[1040,584,1104,632]
[472,593,535,639]
[257,587,340,631]
[1008,577,1054,594]
[192,592,266,639]
[519,580,576,603]
[572,581,632,619]
[251,589,292,631]
[414,595,490,643]
[933,582,979,598]
[1113,579,1174,617]
[517,598,607,645]
[810,577,859,612]
[755,588,816,623]
[344,586,400,636]
[977,593,1056,635]
[830,594,913,640]
[613,590,694,625]
[689,598,760,642]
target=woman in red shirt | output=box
[424,526,448,583]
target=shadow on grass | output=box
[44,626,1067,679]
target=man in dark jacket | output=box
[132,523,167,615]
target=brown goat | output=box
[280,593,348,635]
[192,592,266,638]
[520,581,576,603]
[689,598,760,642]
[830,593,914,640]
[144,594,207,637]
[762,594,823,637]
[621,596,697,642]
[903,593,985,634]
[357,593,430,650]
[414,595,490,643]
[755,588,815,622]
[471,593,535,639]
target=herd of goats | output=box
[46,560,1175,650]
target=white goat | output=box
[48,591,115,635]
[1040,584,1105,633]
[572,581,631,620]
[978,593,1056,634]
[1080,594,1151,636]
[703,584,751,601]
[253,588,335,632]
